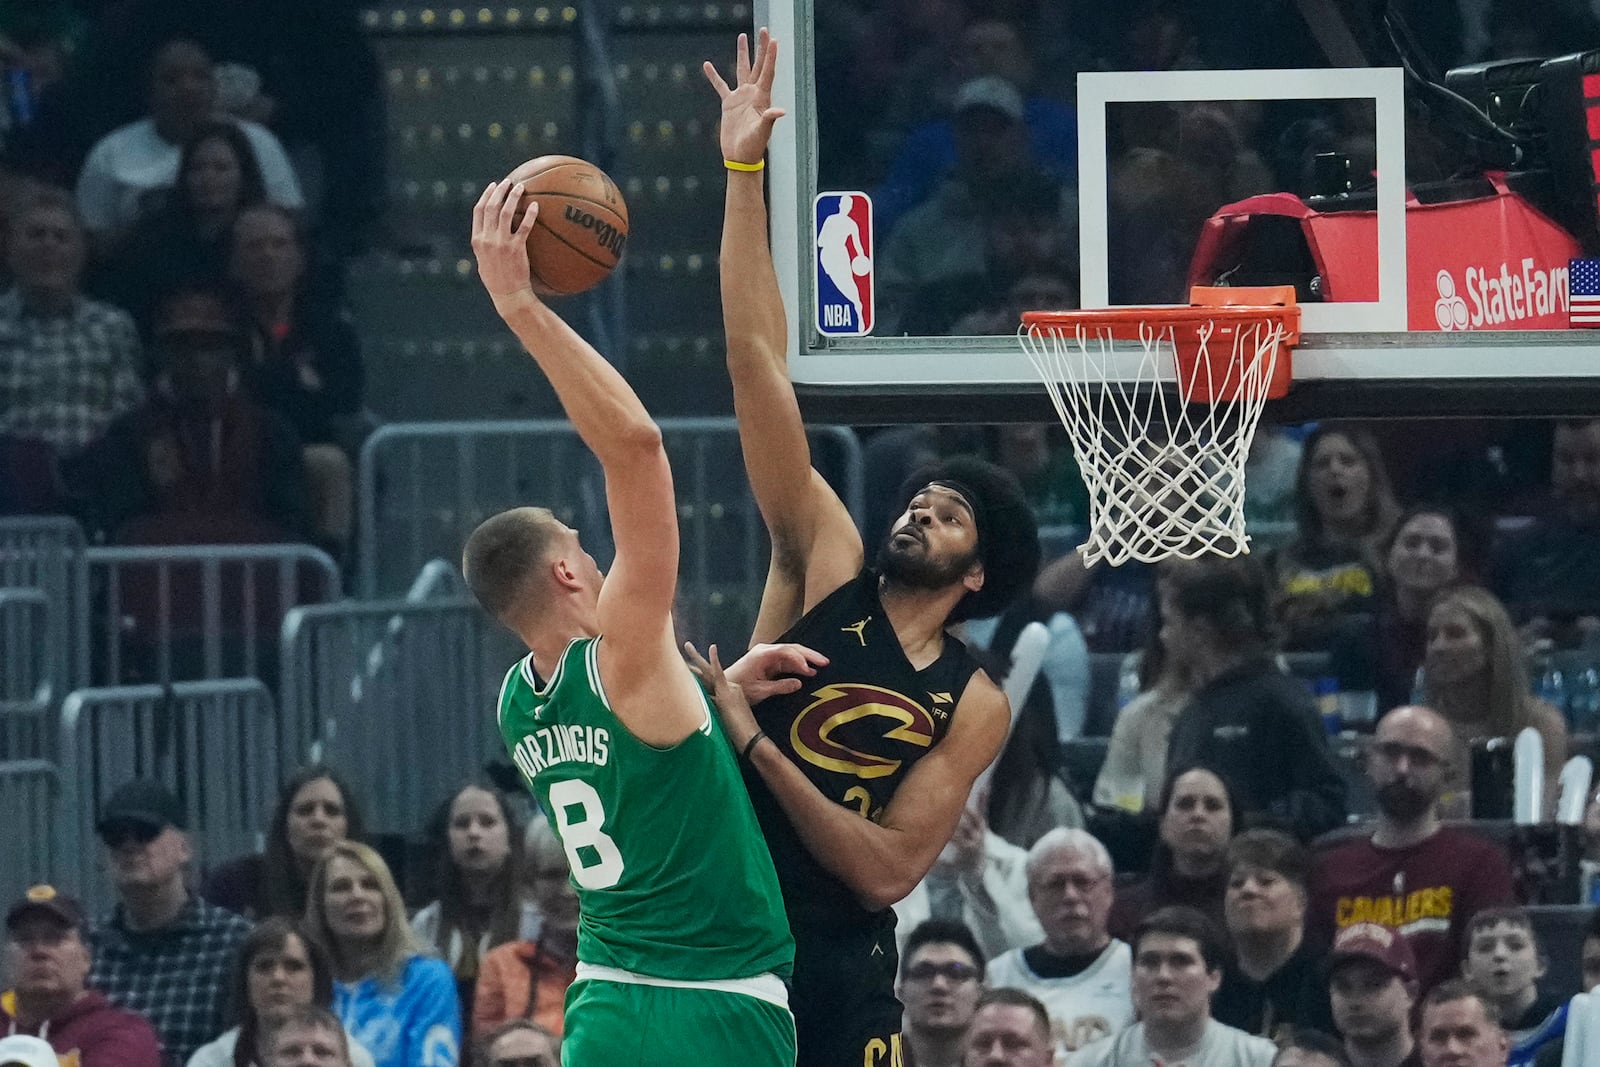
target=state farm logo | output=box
[1433,259,1569,331]
[1435,269,1468,331]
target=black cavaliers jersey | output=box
[746,567,982,931]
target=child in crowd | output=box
[1459,908,1565,1067]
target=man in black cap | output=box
[0,884,162,1066]
[87,779,251,1065]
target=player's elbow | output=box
[613,418,664,456]
[854,865,921,912]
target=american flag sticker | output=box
[814,192,874,337]
[1571,258,1600,328]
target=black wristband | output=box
[741,730,768,764]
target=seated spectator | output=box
[989,424,1087,531]
[1272,427,1400,650]
[963,987,1056,1067]
[0,885,161,1066]
[205,766,365,921]
[895,803,1044,964]
[1094,570,1201,813]
[474,1020,558,1067]
[987,829,1134,1060]
[471,819,577,1040]
[304,842,460,1067]
[0,185,143,489]
[260,1005,353,1067]
[1274,1031,1354,1067]
[1330,506,1478,718]
[186,917,376,1067]
[1582,790,1600,905]
[877,77,1075,333]
[1308,706,1518,994]
[898,920,985,1067]
[412,783,537,1019]
[1108,765,1239,939]
[228,202,364,553]
[96,121,266,332]
[67,283,310,545]
[1460,909,1565,1067]
[1066,906,1277,1067]
[1419,586,1567,818]
[88,779,253,1063]
[979,658,1086,846]
[1162,556,1348,840]
[1214,830,1334,1041]
[1495,419,1600,650]
[874,16,1077,239]
[1328,923,1421,1067]
[74,37,300,247]
[1417,981,1509,1067]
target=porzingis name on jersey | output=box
[510,723,611,780]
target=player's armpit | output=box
[746,671,1009,911]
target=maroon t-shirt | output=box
[1307,827,1517,993]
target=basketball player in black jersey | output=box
[702,31,1041,1067]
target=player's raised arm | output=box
[706,31,863,621]
[471,182,701,742]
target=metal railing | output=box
[0,516,89,696]
[356,419,865,650]
[59,679,280,913]
[86,544,342,686]
[279,597,517,833]
[0,760,59,907]
[0,589,50,758]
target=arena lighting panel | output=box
[760,0,1600,420]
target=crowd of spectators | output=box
[0,8,377,562]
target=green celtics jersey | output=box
[497,636,794,982]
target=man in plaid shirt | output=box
[88,779,252,1066]
[0,187,144,459]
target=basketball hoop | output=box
[1017,287,1300,566]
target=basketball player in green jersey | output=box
[462,180,813,1066]
[705,30,1041,1067]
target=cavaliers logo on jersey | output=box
[789,683,936,779]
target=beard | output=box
[1375,780,1435,822]
[876,530,978,592]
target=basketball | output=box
[505,155,630,297]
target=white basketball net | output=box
[1017,316,1289,566]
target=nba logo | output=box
[814,192,874,336]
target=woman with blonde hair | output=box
[1421,585,1568,818]
[304,842,461,1067]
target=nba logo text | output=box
[814,192,874,336]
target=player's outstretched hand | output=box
[725,641,829,704]
[703,28,786,167]
[471,179,540,303]
[683,642,761,751]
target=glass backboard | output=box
[760,0,1600,421]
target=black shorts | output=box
[791,919,904,1067]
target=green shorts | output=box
[563,967,796,1067]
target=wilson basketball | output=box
[506,155,630,296]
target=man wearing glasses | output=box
[1307,706,1517,994]
[898,921,986,1067]
[474,1020,559,1067]
[986,829,1133,1062]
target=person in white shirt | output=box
[1067,906,1277,1067]
[987,828,1133,1060]
[75,38,302,246]
[895,804,1045,962]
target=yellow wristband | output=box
[724,158,765,172]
